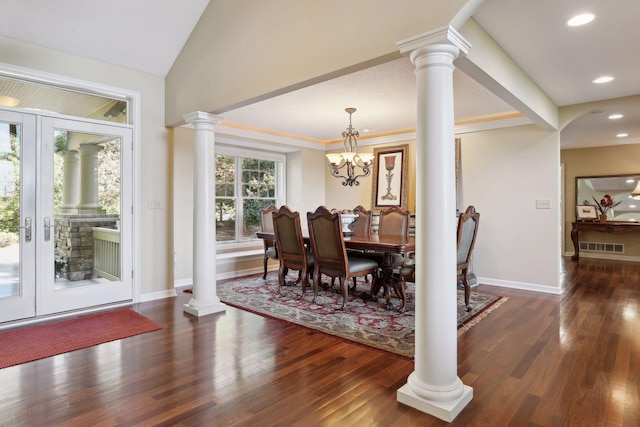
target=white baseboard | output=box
[562,251,640,262]
[476,277,563,295]
[171,265,277,290]
[139,289,178,303]
[174,278,192,287]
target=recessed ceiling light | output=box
[609,113,624,119]
[630,205,637,208]
[593,76,615,84]
[0,96,20,107]
[626,179,635,183]
[567,13,595,27]
[616,133,629,138]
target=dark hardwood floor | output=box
[1,257,639,426]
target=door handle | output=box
[18,217,32,243]
[44,217,53,242]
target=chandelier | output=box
[325,108,374,187]
[632,180,640,200]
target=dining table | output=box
[256,231,415,312]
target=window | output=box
[215,146,284,245]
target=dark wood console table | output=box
[571,221,640,260]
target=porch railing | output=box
[92,227,120,281]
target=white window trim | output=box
[215,143,286,250]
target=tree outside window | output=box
[215,154,278,243]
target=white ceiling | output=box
[1,0,639,149]
[0,0,209,77]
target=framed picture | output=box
[576,205,597,221]
[371,144,409,210]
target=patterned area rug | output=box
[217,274,507,358]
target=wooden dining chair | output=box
[272,205,314,297]
[260,205,279,279]
[307,206,379,310]
[457,205,480,311]
[348,205,373,235]
[399,206,480,311]
[364,206,411,269]
[344,205,375,289]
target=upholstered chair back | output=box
[378,206,410,238]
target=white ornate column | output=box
[396,28,472,422]
[76,144,103,213]
[59,150,79,213]
[183,111,226,317]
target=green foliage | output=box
[0,126,20,234]
[0,129,121,235]
[54,131,67,153]
[215,155,278,241]
[0,189,20,234]
[97,139,121,214]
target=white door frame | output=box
[0,64,141,325]
[38,116,134,315]
[0,110,36,322]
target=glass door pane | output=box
[52,131,122,287]
[0,122,20,297]
[37,117,132,315]
[0,110,36,322]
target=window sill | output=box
[216,248,263,260]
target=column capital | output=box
[77,143,104,154]
[397,26,470,59]
[183,111,224,128]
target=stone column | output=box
[59,150,80,213]
[396,28,472,422]
[76,144,103,213]
[183,111,226,317]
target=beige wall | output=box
[324,140,416,213]
[0,35,170,298]
[165,0,469,125]
[325,124,562,292]
[561,144,640,259]
[461,125,561,291]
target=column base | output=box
[397,383,473,422]
[183,302,226,317]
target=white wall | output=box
[0,36,170,298]
[460,124,561,292]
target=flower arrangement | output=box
[591,194,622,215]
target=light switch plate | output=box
[147,200,162,209]
[536,199,551,209]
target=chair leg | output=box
[393,277,407,313]
[311,271,319,304]
[330,277,338,293]
[339,277,348,310]
[349,277,357,293]
[277,264,287,294]
[299,268,308,300]
[462,278,471,312]
[369,276,382,301]
[263,255,268,279]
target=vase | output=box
[599,214,608,222]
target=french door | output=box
[0,110,133,323]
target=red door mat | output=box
[0,308,162,369]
